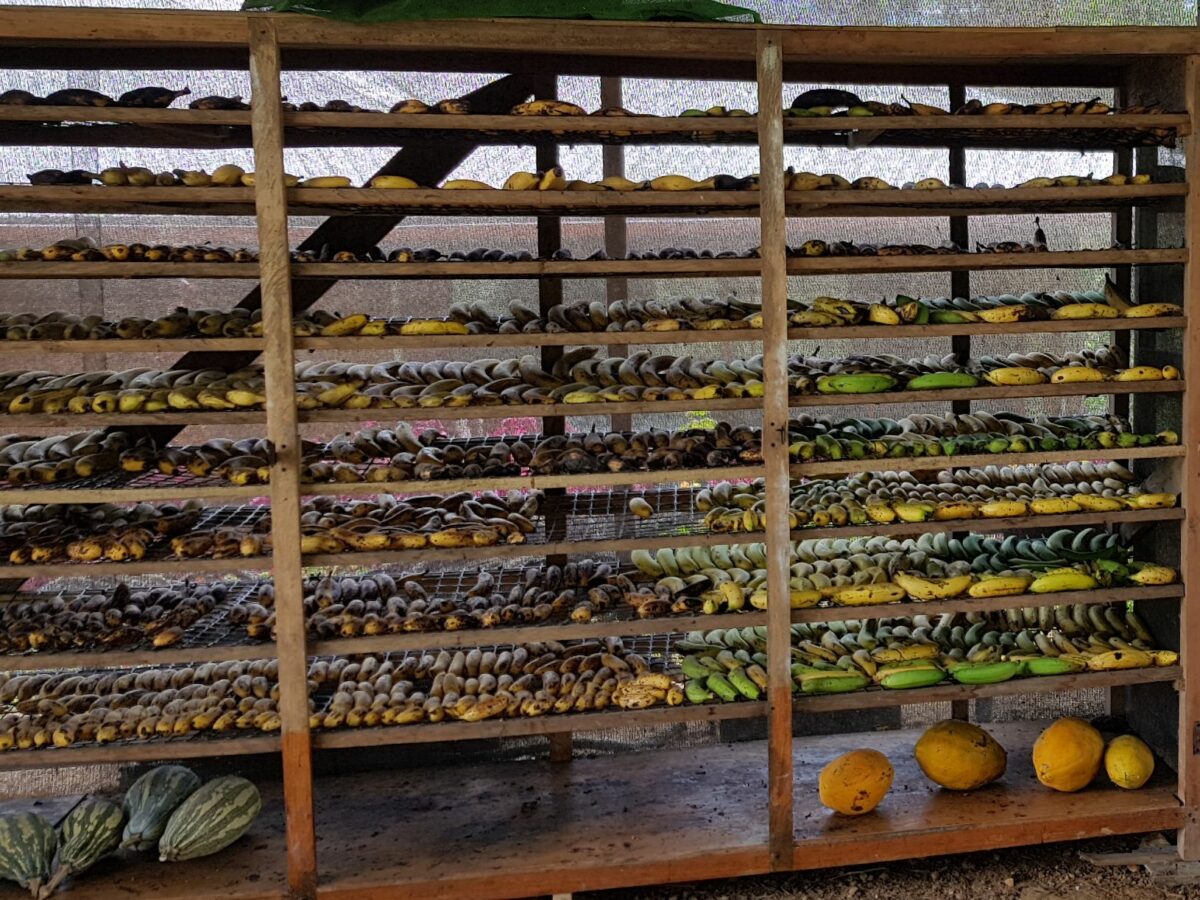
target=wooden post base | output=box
[548,733,573,763]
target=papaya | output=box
[914,719,1006,790]
[818,749,893,816]
[1105,734,1155,789]
[1032,717,1104,792]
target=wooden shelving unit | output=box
[0,9,1195,900]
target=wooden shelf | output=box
[0,733,281,772]
[0,108,1184,152]
[795,665,1179,712]
[0,638,279,674]
[791,584,1183,625]
[791,444,1185,477]
[0,249,1181,283]
[305,721,1181,900]
[0,183,1180,219]
[0,315,1184,357]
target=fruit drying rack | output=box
[0,9,1196,900]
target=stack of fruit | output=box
[697,461,1175,534]
[630,527,1173,614]
[678,606,1177,703]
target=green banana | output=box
[728,666,762,700]
[816,373,898,394]
[707,672,739,702]
[948,660,1021,684]
[1020,656,1085,676]
[877,665,947,689]
[906,372,980,390]
[798,671,870,694]
[685,679,716,704]
[681,655,712,680]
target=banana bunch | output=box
[310,639,680,728]
[233,560,631,640]
[291,351,768,410]
[285,97,381,113]
[387,98,470,114]
[0,658,284,749]
[789,412,1177,461]
[435,167,757,192]
[0,430,152,485]
[676,628,769,703]
[177,491,540,560]
[955,97,1129,116]
[42,162,356,190]
[301,245,754,264]
[2,86,191,108]
[788,239,967,258]
[0,367,269,415]
[444,295,764,334]
[697,461,1175,532]
[898,289,1182,323]
[0,581,226,653]
[0,238,258,264]
[0,501,202,566]
[791,352,976,394]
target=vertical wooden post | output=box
[947,82,971,725]
[602,76,632,436]
[1177,53,1200,861]
[248,21,317,899]
[756,32,793,873]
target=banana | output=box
[983,367,1047,386]
[299,175,353,189]
[1112,366,1165,382]
[1029,570,1097,593]
[816,374,897,394]
[1050,366,1107,384]
[907,372,980,390]
[1050,303,1117,320]
[949,661,1021,684]
[370,175,420,189]
[967,574,1032,598]
[1124,303,1183,318]
[831,583,906,606]
[893,572,973,601]
[1128,563,1177,585]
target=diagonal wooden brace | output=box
[132,72,534,445]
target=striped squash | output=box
[121,765,201,851]
[45,798,125,895]
[159,776,261,862]
[0,811,54,895]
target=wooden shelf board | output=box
[790,380,1183,407]
[795,665,1179,712]
[312,700,766,751]
[297,397,760,424]
[792,444,1185,477]
[791,584,1183,625]
[310,611,767,659]
[0,250,1178,282]
[788,248,1187,274]
[0,316,1182,356]
[302,464,766,497]
[308,720,1180,900]
[0,411,266,428]
[0,556,272,579]
[785,506,1182,543]
[0,184,1181,218]
[0,261,261,280]
[0,639,280,674]
[0,484,265,504]
[0,734,281,772]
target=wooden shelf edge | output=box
[792,665,1180,712]
[791,444,1185,477]
[0,735,281,771]
[310,699,767,749]
[791,584,1184,624]
[0,641,280,674]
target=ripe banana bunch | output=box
[233,559,628,639]
[0,658,284,750]
[677,628,769,703]
[787,410,1174,461]
[0,500,203,566]
[0,582,225,653]
[0,366,267,415]
[788,239,966,258]
[439,295,763,334]
[0,430,151,485]
[308,640,679,728]
[2,240,257,264]
[696,461,1174,533]
[874,289,1181,324]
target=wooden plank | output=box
[0,262,260,280]
[0,557,271,579]
[0,640,280,674]
[789,248,1188,274]
[792,445,1185,478]
[790,584,1183,626]
[312,701,767,750]
[1178,52,1200,863]
[0,183,1181,218]
[248,22,317,900]
[312,611,766,660]
[0,315,1184,356]
[794,666,1180,713]
[308,721,1179,900]
[0,484,264,505]
[0,412,266,428]
[756,33,794,873]
[0,735,281,771]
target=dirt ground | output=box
[583,836,1197,900]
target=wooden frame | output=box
[0,11,1195,900]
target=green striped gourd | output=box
[0,811,54,896]
[121,765,201,852]
[44,798,124,896]
[159,776,261,862]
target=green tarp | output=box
[241,0,761,23]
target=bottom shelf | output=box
[313,721,1182,900]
